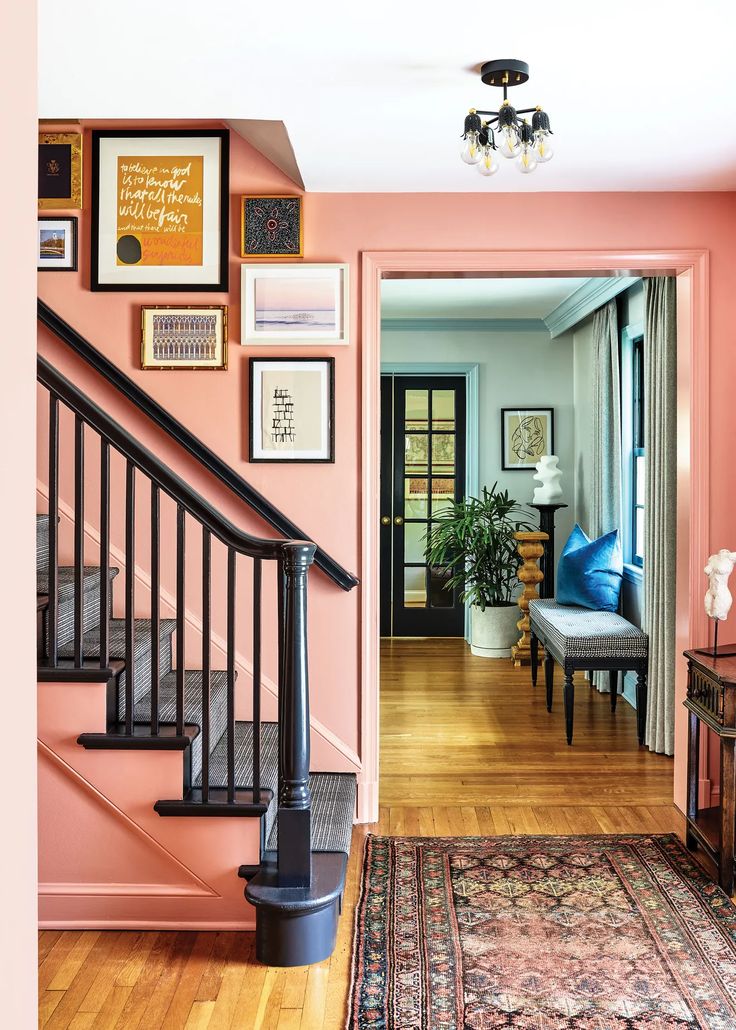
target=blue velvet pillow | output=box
[556,524,623,612]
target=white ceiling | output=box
[38,0,736,192]
[381,277,588,319]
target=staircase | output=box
[36,308,358,967]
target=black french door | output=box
[380,375,466,636]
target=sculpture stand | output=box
[511,531,548,667]
[530,503,568,600]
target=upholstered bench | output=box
[528,598,648,746]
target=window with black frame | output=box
[631,335,645,566]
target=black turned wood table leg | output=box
[564,671,575,745]
[530,632,538,687]
[719,736,736,895]
[545,653,554,712]
[609,670,618,712]
[636,670,647,746]
[686,709,700,851]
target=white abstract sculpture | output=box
[532,455,563,504]
[704,549,736,621]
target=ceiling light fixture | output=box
[461,59,554,178]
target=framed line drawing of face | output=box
[501,408,554,470]
[241,263,349,345]
[249,358,335,463]
[38,216,78,271]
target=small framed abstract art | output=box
[90,129,229,291]
[241,263,349,345]
[37,216,78,271]
[249,358,335,463]
[38,132,82,209]
[141,306,228,370]
[501,407,554,470]
[240,195,303,258]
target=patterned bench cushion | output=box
[529,598,648,660]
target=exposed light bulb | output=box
[460,133,482,165]
[498,126,520,159]
[516,146,538,174]
[477,147,499,177]
[534,131,554,163]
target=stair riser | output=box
[117,633,175,716]
[43,582,110,650]
[36,518,50,577]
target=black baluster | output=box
[176,505,185,737]
[253,558,262,803]
[99,440,110,670]
[74,415,84,666]
[47,395,59,666]
[277,559,285,804]
[125,461,135,735]
[202,529,211,803]
[227,548,236,803]
[150,482,160,735]
[278,541,316,887]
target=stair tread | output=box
[57,617,177,661]
[37,565,119,598]
[267,772,356,855]
[131,668,229,726]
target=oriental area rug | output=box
[347,834,736,1029]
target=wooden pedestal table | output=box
[684,647,736,895]
[511,531,548,668]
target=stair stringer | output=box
[36,483,361,776]
[38,679,260,929]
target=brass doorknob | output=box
[394,516,404,526]
[380,516,391,526]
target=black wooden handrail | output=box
[38,299,358,591]
[38,356,302,561]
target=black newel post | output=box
[278,540,316,888]
[530,503,568,599]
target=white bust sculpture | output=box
[704,549,736,621]
[532,455,563,504]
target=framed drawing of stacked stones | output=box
[249,358,334,462]
[240,195,303,258]
[90,129,229,291]
[141,306,227,370]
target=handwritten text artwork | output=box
[116,156,204,266]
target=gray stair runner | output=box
[36,513,355,858]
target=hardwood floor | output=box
[38,638,679,1028]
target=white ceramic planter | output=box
[470,603,520,658]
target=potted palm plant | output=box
[425,483,533,658]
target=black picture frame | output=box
[501,407,555,470]
[90,129,229,292]
[249,357,335,464]
[37,216,78,272]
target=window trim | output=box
[620,321,645,571]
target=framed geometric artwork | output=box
[240,195,303,258]
[241,263,349,345]
[249,358,334,463]
[37,216,78,271]
[38,132,82,209]
[90,129,229,292]
[501,407,554,470]
[141,306,228,370]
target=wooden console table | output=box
[684,647,736,894]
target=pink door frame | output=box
[359,248,710,824]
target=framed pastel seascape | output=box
[501,407,554,470]
[37,217,78,271]
[241,263,349,345]
[249,358,334,463]
[90,129,229,291]
[141,306,227,370]
[240,195,303,258]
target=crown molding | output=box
[544,276,640,338]
[381,317,548,333]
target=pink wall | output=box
[38,120,736,813]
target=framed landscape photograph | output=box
[90,129,229,291]
[37,216,78,271]
[141,306,227,370]
[249,358,334,463]
[38,132,82,209]
[241,195,303,258]
[501,407,554,470]
[241,263,349,345]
